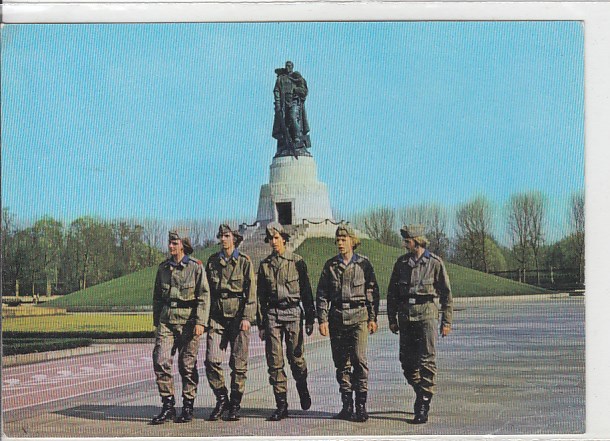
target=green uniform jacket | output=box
[256,250,315,327]
[316,254,380,326]
[153,255,210,327]
[205,250,257,324]
[387,249,453,328]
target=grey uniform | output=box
[316,254,380,394]
[205,249,257,396]
[152,255,210,400]
[387,249,453,395]
[257,250,315,395]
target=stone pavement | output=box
[2,296,585,439]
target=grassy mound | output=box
[46,248,218,309]
[44,238,549,311]
[297,238,550,298]
[3,313,154,335]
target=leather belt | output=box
[404,296,434,305]
[333,301,366,310]
[269,300,299,310]
[166,299,198,308]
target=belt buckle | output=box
[220,292,228,299]
[408,298,416,305]
[342,302,351,309]
[170,301,178,308]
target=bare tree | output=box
[571,191,585,284]
[507,194,532,282]
[354,207,400,247]
[455,197,494,272]
[399,203,449,257]
[528,193,546,285]
[507,192,546,283]
[185,219,217,249]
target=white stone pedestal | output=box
[256,156,334,226]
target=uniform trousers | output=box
[329,318,369,394]
[153,320,202,400]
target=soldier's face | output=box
[404,238,416,252]
[169,239,184,257]
[270,232,286,254]
[336,235,353,255]
[220,232,234,251]
[285,62,293,73]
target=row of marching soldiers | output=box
[151,222,453,425]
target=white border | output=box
[2,2,609,441]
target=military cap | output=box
[264,221,290,243]
[216,224,244,247]
[400,224,426,239]
[335,224,361,249]
[168,230,194,255]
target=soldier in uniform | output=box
[257,222,316,421]
[387,225,453,424]
[316,225,380,422]
[151,230,210,425]
[204,224,256,422]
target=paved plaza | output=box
[2,295,585,438]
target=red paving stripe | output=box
[2,335,320,412]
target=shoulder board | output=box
[238,252,251,262]
[159,258,171,267]
[190,258,203,265]
[355,254,369,262]
[428,252,443,262]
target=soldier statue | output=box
[272,61,311,158]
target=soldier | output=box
[151,230,210,425]
[257,222,316,421]
[316,225,380,422]
[204,224,256,422]
[387,225,453,424]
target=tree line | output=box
[2,190,584,296]
[1,212,222,297]
[352,191,585,288]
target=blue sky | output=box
[1,22,583,242]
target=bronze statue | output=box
[272,61,311,158]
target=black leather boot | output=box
[412,391,432,424]
[333,391,353,420]
[225,391,243,421]
[208,388,229,421]
[175,397,194,423]
[352,391,369,422]
[267,392,288,421]
[150,396,176,425]
[296,379,312,410]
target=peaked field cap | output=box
[168,230,194,255]
[335,224,356,238]
[217,224,244,246]
[400,224,426,239]
[265,222,290,243]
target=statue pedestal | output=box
[256,156,334,226]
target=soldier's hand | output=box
[367,321,378,334]
[318,322,329,337]
[240,320,251,332]
[194,324,205,336]
[305,324,314,336]
[441,324,451,337]
[389,323,399,334]
[258,328,266,341]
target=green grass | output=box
[46,248,218,308]
[2,313,154,334]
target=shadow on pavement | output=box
[55,405,338,423]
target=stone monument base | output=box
[256,156,334,226]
